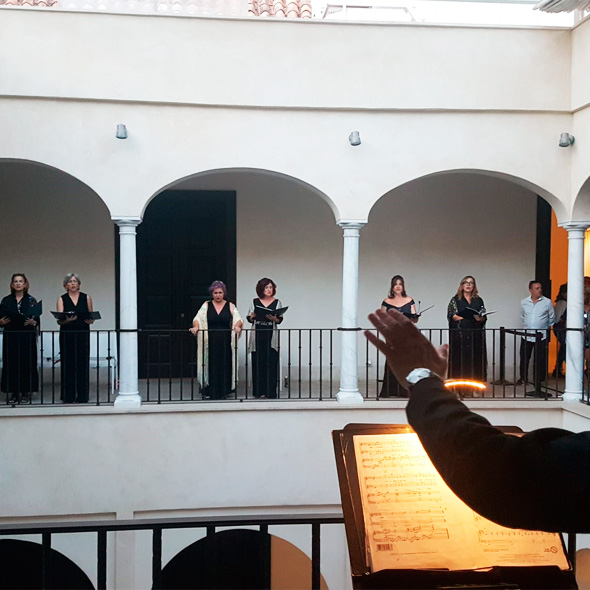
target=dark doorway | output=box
[137,190,236,378]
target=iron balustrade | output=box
[0,515,579,588]
[0,513,344,590]
[1,327,586,405]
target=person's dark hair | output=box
[555,283,567,303]
[208,280,227,297]
[456,275,479,299]
[256,278,277,298]
[529,280,542,291]
[388,275,407,298]
[10,273,29,296]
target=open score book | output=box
[353,432,569,573]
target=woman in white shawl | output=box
[190,281,243,399]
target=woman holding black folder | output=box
[447,275,487,381]
[0,273,40,404]
[56,273,94,403]
[247,278,284,399]
[379,275,418,398]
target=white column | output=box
[113,217,142,408]
[337,221,366,404]
[560,221,590,401]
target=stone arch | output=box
[369,168,564,221]
[142,167,340,222]
[572,175,590,221]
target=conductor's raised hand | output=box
[365,308,448,387]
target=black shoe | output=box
[21,394,30,404]
[516,379,524,386]
[8,396,17,404]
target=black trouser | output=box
[519,338,547,389]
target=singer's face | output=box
[393,280,403,294]
[212,288,225,302]
[263,283,274,297]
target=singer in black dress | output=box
[0,273,40,404]
[191,281,243,400]
[247,278,284,399]
[447,275,487,381]
[379,275,417,398]
[56,273,95,403]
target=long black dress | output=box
[0,294,39,396]
[248,298,281,399]
[203,301,233,400]
[60,292,90,403]
[447,295,487,381]
[379,299,415,398]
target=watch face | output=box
[406,368,432,385]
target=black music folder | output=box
[332,423,576,589]
[254,305,288,318]
[51,310,101,321]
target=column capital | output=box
[558,221,590,232]
[337,220,366,232]
[113,216,143,228]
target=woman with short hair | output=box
[56,273,95,403]
[247,278,284,399]
[190,281,243,400]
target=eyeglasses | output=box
[462,281,475,285]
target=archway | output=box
[362,170,563,388]
[137,168,342,390]
[0,539,94,589]
[160,528,329,589]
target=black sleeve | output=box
[406,377,590,532]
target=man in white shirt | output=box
[517,280,555,395]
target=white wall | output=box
[0,10,571,111]
[0,401,586,588]
[0,161,116,329]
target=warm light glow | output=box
[444,379,486,390]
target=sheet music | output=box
[354,433,569,572]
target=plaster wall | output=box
[0,401,585,587]
[572,17,590,111]
[0,99,573,220]
[0,10,572,112]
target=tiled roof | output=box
[248,0,311,17]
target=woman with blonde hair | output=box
[447,275,487,381]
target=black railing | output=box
[0,513,344,590]
[0,327,581,406]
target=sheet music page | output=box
[353,433,568,572]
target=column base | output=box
[561,391,582,403]
[114,393,142,409]
[337,389,364,404]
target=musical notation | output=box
[353,433,569,573]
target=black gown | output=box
[248,298,281,399]
[447,295,487,381]
[203,301,233,400]
[379,299,415,398]
[0,294,39,396]
[60,292,90,403]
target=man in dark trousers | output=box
[366,308,590,533]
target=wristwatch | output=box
[405,368,438,389]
